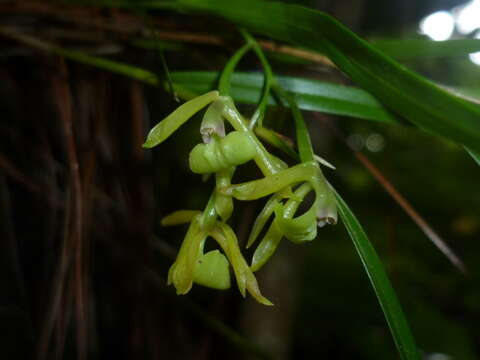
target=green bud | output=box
[276,183,317,243]
[200,100,225,143]
[316,181,338,227]
[189,131,257,174]
[223,161,318,200]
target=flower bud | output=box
[200,100,225,143]
[189,131,257,174]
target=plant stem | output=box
[218,42,253,95]
[240,29,273,129]
[220,98,282,176]
[201,192,218,229]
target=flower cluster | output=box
[144,91,337,305]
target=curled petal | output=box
[250,175,337,269]
[251,183,315,271]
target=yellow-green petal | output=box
[143,91,219,148]
[193,250,231,290]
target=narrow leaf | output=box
[0,26,160,85]
[218,42,252,95]
[372,38,480,59]
[333,188,420,360]
[465,147,480,166]
[177,0,480,153]
[171,71,399,124]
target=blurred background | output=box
[0,0,479,359]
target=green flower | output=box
[164,211,272,305]
[220,161,337,271]
[144,90,336,305]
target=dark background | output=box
[0,0,478,359]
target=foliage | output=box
[0,0,478,359]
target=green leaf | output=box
[176,0,480,153]
[465,147,480,166]
[171,71,399,124]
[218,42,252,95]
[333,188,420,360]
[131,37,185,51]
[273,84,315,162]
[0,26,160,85]
[372,38,480,60]
[240,29,274,127]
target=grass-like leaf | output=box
[171,71,398,124]
[333,188,421,360]
[172,71,480,169]
[0,26,160,85]
[272,85,315,163]
[465,147,480,166]
[372,38,480,59]
[176,0,480,153]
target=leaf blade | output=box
[465,147,480,166]
[372,38,480,59]
[177,0,480,152]
[333,188,421,360]
[171,71,399,124]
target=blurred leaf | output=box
[334,188,421,360]
[0,26,159,85]
[465,147,480,166]
[372,38,480,59]
[409,299,477,360]
[131,38,184,51]
[171,71,399,124]
[176,0,480,152]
